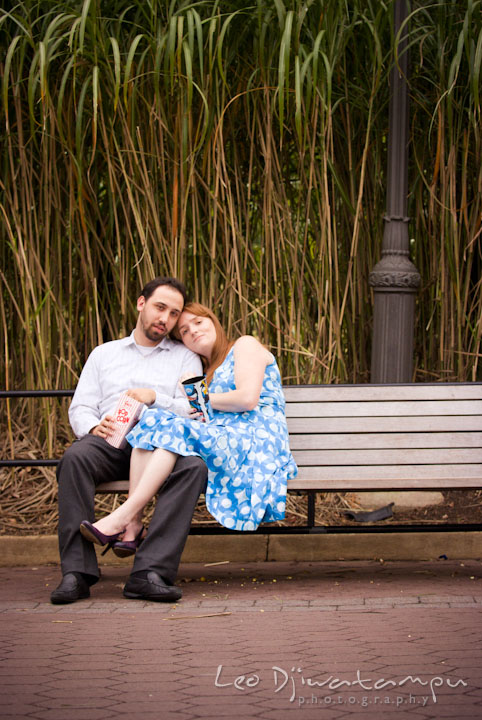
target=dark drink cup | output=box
[182,375,213,422]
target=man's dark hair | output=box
[140,277,188,304]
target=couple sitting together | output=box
[51,276,297,605]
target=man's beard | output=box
[143,321,167,343]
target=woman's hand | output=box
[188,407,205,422]
[126,388,156,405]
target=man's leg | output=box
[56,434,131,579]
[129,454,207,583]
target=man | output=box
[50,277,207,604]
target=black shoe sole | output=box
[123,588,181,602]
[112,548,136,558]
[50,590,90,605]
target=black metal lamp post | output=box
[369,0,421,383]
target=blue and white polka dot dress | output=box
[126,348,298,531]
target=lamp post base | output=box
[369,253,421,383]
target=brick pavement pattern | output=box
[1,559,481,719]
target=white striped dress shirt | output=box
[68,332,203,438]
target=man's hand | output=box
[126,388,156,405]
[90,415,116,439]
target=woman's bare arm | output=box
[209,336,271,413]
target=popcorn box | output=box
[106,392,143,449]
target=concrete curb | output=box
[1,531,481,566]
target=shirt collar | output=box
[123,330,175,352]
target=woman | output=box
[79,303,297,551]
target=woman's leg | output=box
[118,449,154,541]
[92,448,178,536]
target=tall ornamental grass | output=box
[1,0,481,453]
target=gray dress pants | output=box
[56,434,207,582]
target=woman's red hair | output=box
[177,302,234,384]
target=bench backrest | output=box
[96,382,482,493]
[284,383,482,490]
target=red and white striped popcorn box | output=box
[106,392,143,449]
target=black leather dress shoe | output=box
[123,571,182,602]
[50,573,90,604]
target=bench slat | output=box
[285,400,482,418]
[97,482,129,492]
[292,448,482,465]
[97,474,482,493]
[288,463,482,486]
[288,476,482,490]
[283,384,482,402]
[288,432,482,450]
[287,416,482,433]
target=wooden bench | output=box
[96,382,482,530]
[2,383,481,531]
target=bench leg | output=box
[307,491,316,529]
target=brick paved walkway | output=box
[1,559,481,719]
